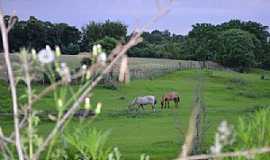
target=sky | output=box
[1,0,270,35]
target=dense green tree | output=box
[185,23,219,62]
[217,29,256,71]
[218,20,270,67]
[2,15,270,70]
[4,16,80,54]
[80,20,127,51]
[95,36,118,53]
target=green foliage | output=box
[95,36,118,53]
[80,20,127,51]
[4,15,270,70]
[4,16,81,53]
[226,109,270,159]
[217,29,256,71]
[128,30,184,59]
[184,23,219,61]
[65,128,111,160]
[0,80,12,113]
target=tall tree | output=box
[217,29,256,71]
[80,20,127,52]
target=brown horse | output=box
[161,92,180,109]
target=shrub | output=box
[226,109,270,159]
[65,128,111,160]
[101,80,118,90]
[62,43,80,55]
[238,91,260,98]
[229,77,248,86]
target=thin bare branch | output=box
[0,11,24,160]
[0,134,14,144]
[7,11,17,33]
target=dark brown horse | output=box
[161,92,180,109]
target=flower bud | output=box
[57,99,63,108]
[95,102,102,114]
[92,45,98,57]
[55,46,61,57]
[86,70,91,80]
[48,114,57,121]
[84,97,91,109]
[97,44,102,53]
[31,49,37,60]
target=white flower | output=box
[38,45,55,64]
[210,121,234,154]
[92,45,98,57]
[81,64,87,70]
[108,153,114,160]
[210,137,222,154]
[97,52,107,65]
[218,121,229,134]
[58,63,71,83]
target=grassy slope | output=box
[1,69,270,159]
[202,70,270,151]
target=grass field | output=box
[1,69,270,159]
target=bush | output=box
[229,77,248,86]
[62,43,80,55]
[64,128,111,160]
[101,80,118,90]
[238,91,260,98]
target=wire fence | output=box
[0,54,224,83]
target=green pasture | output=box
[1,69,270,159]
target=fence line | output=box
[178,73,205,159]
[0,56,224,82]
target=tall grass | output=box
[225,108,270,159]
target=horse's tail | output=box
[154,98,157,105]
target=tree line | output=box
[2,16,270,71]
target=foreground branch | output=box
[178,147,270,160]
[0,134,14,144]
[0,11,24,160]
